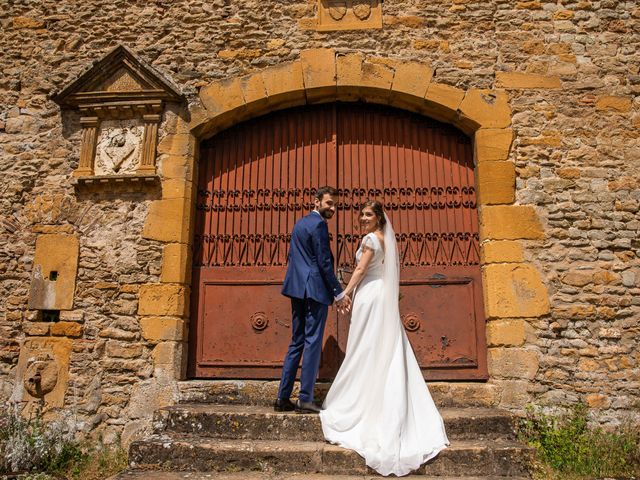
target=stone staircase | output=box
[112,381,534,479]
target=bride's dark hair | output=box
[360,200,386,229]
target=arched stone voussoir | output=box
[189,52,512,142]
[458,89,512,133]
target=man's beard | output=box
[319,208,334,219]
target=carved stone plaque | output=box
[317,0,382,31]
[95,119,144,175]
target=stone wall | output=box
[1,0,638,443]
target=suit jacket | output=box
[281,211,343,305]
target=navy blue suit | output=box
[278,211,343,402]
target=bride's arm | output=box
[342,246,375,298]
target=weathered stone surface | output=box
[142,199,192,244]
[475,129,513,163]
[2,0,639,441]
[28,234,79,310]
[487,320,526,347]
[480,206,544,240]
[138,284,189,317]
[481,240,524,264]
[50,321,83,337]
[161,243,191,284]
[496,72,562,89]
[129,436,532,476]
[476,161,516,205]
[458,89,511,131]
[483,264,550,318]
[488,348,539,380]
[300,48,337,102]
[140,317,187,343]
[154,404,516,441]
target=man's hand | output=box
[335,295,351,315]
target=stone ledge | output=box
[73,174,161,193]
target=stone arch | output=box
[142,49,549,401]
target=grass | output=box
[518,403,640,480]
[0,403,128,480]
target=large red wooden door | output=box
[190,103,487,380]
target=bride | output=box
[320,200,449,477]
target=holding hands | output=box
[336,295,352,315]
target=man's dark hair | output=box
[315,186,338,200]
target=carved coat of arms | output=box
[95,120,143,175]
[352,0,372,20]
[328,1,347,20]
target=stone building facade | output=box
[1,0,638,445]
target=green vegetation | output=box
[0,403,127,480]
[519,403,640,479]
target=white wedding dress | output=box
[320,217,449,477]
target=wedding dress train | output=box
[320,223,449,477]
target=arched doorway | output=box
[189,103,487,380]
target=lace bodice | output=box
[355,233,385,278]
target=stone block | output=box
[28,234,79,311]
[359,60,394,101]
[23,322,51,336]
[161,243,192,284]
[336,53,363,100]
[487,319,526,346]
[199,78,245,116]
[157,134,194,157]
[481,240,524,264]
[475,128,513,163]
[391,61,434,100]
[476,161,516,205]
[50,321,83,337]
[300,48,337,102]
[140,317,187,342]
[596,96,632,112]
[13,337,72,408]
[106,340,143,359]
[142,198,192,243]
[239,72,268,108]
[480,205,544,240]
[138,284,190,317]
[152,341,187,378]
[497,379,531,408]
[488,347,539,379]
[585,393,610,409]
[483,263,550,318]
[423,83,465,123]
[458,89,511,132]
[496,72,562,89]
[261,61,306,109]
[161,179,192,200]
[159,155,194,182]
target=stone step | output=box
[178,381,501,409]
[111,472,530,480]
[128,436,533,477]
[153,404,517,441]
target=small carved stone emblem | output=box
[24,354,58,398]
[95,120,143,175]
[352,0,372,20]
[328,1,347,20]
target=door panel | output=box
[191,103,487,380]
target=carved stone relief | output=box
[95,119,144,176]
[317,0,382,31]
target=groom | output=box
[274,186,351,414]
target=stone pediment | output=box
[52,45,184,182]
[52,44,184,109]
